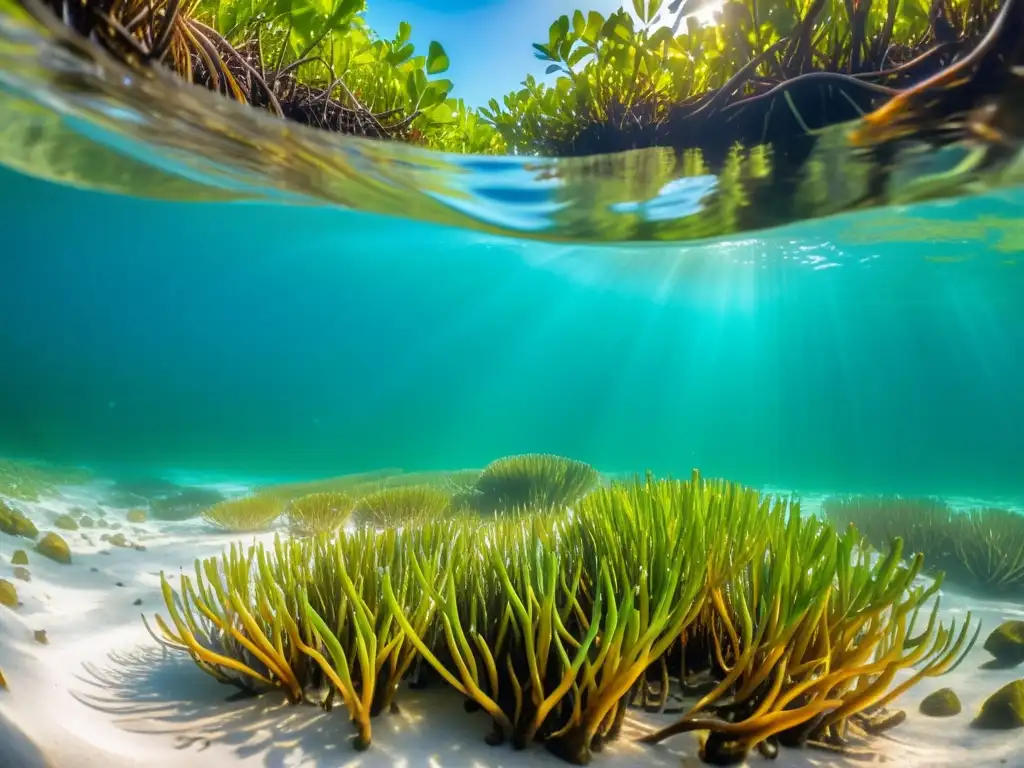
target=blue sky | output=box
[364,0,627,108]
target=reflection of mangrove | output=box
[11,0,1021,167]
[482,0,1023,225]
[12,0,497,152]
[3,0,1022,244]
[0,94,250,200]
[150,461,979,766]
[823,495,1024,596]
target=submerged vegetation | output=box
[11,0,1020,166]
[201,495,286,532]
[823,496,1024,596]
[470,453,600,513]
[286,492,355,536]
[151,469,979,765]
[0,458,91,502]
[351,485,452,526]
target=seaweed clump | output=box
[201,495,285,532]
[286,492,355,537]
[148,527,442,750]
[470,453,599,513]
[151,469,977,764]
[352,485,452,527]
[822,495,1024,596]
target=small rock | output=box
[96,519,109,529]
[99,533,110,542]
[89,567,99,573]
[100,551,110,556]
[110,522,122,530]
[115,582,124,587]
[920,688,961,717]
[134,544,147,552]
[109,533,129,548]
[0,501,38,539]
[53,514,78,531]
[133,598,142,606]
[973,679,1024,730]
[983,621,1024,669]
[12,567,30,583]
[0,579,17,608]
[126,509,147,523]
[79,515,95,528]
[35,532,72,565]
[32,630,47,645]
[10,550,28,565]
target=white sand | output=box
[1,488,1023,768]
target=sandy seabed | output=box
[1,485,1023,768]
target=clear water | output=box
[2,158,1023,504]
[3,5,1024,768]
[2,0,1023,501]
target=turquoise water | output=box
[2,163,1022,501]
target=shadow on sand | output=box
[66,644,885,767]
[68,644,685,767]
[0,710,57,768]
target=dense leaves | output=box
[481,0,1006,156]
[16,0,1012,156]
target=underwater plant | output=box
[259,470,405,502]
[352,485,452,527]
[286,492,355,536]
[471,453,599,513]
[151,469,979,763]
[823,495,1024,596]
[0,458,91,502]
[641,518,978,763]
[149,528,442,749]
[200,495,285,532]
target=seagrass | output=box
[151,468,980,765]
[823,495,1024,595]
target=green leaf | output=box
[583,10,604,43]
[632,0,646,23]
[611,22,633,44]
[648,26,675,48]
[572,9,586,36]
[548,14,570,51]
[405,69,427,105]
[427,78,454,103]
[397,20,411,44]
[419,80,447,109]
[426,41,449,74]
[390,43,415,64]
[532,43,556,61]
[566,46,590,67]
[545,64,562,74]
[428,103,456,124]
